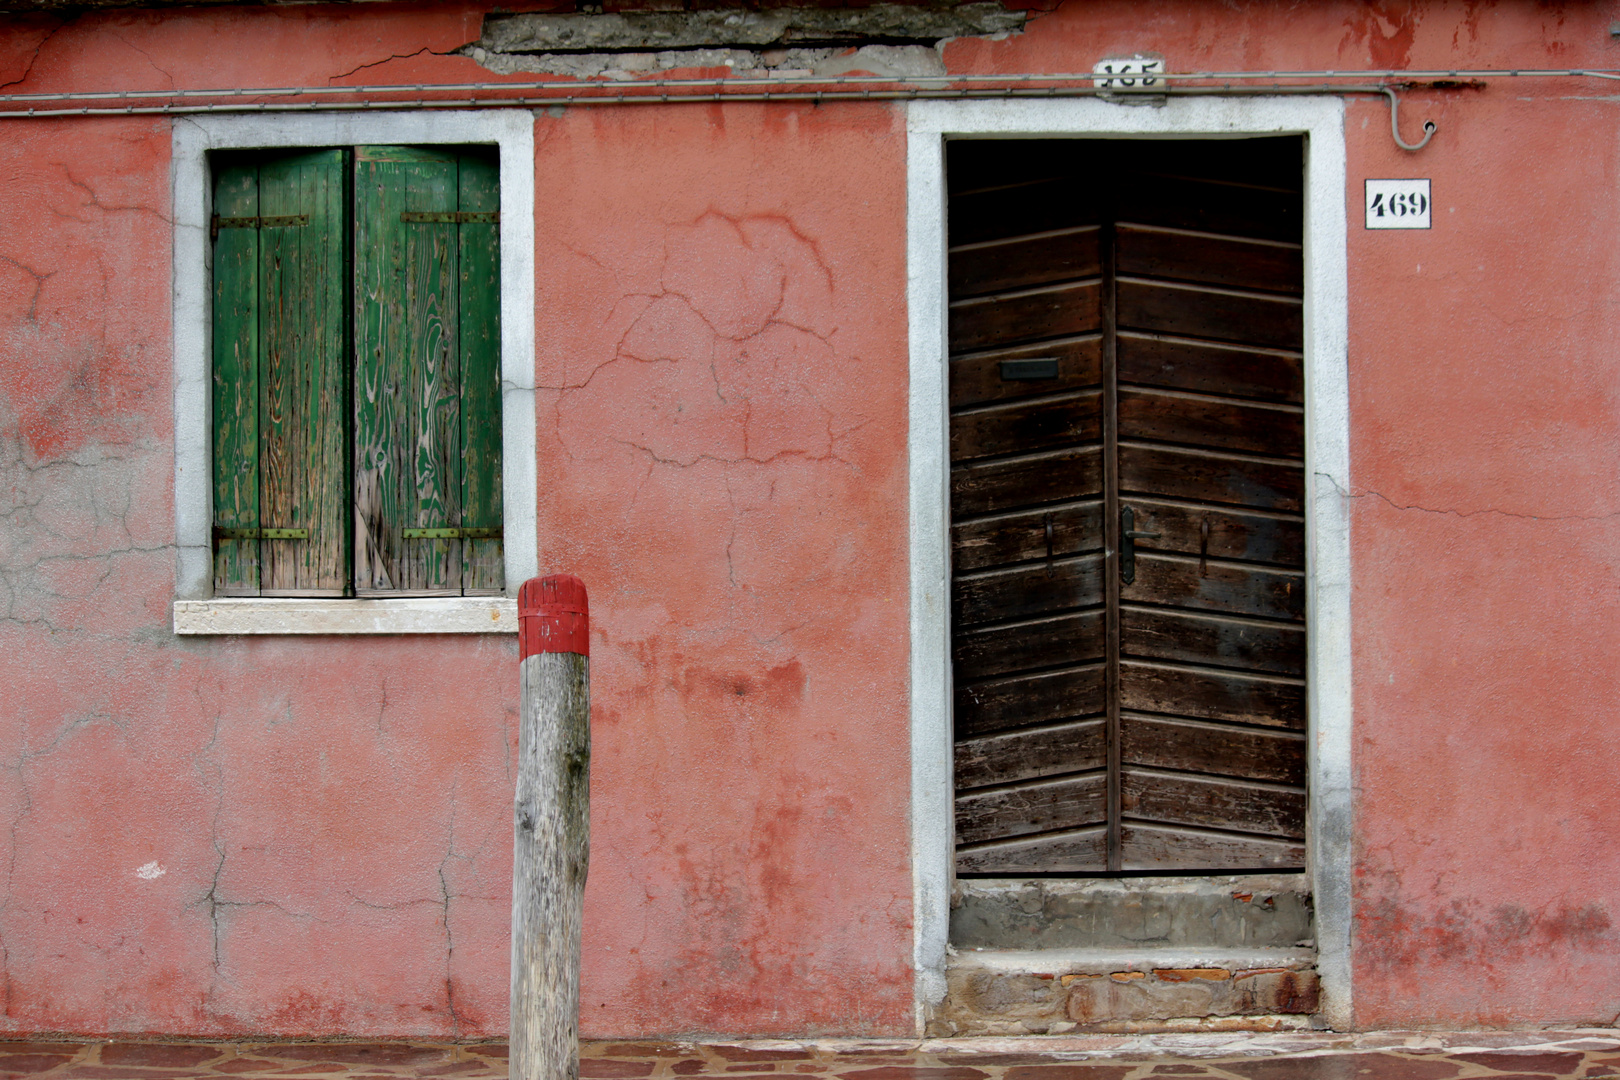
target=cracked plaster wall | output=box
[527,100,915,1036]
[0,1,917,1040]
[1342,64,1620,1027]
[0,113,521,1038]
[1,0,1619,1040]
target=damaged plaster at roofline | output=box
[465,3,1026,81]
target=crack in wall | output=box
[103,28,175,91]
[436,781,472,1038]
[186,699,330,1012]
[539,208,859,639]
[53,163,174,225]
[1317,471,1620,523]
[326,46,464,84]
[609,438,848,472]
[0,255,55,324]
[437,848,461,1037]
[0,17,67,93]
[0,428,171,635]
[0,752,35,1022]
[191,704,229,983]
[542,210,848,475]
[375,679,390,739]
[723,470,742,596]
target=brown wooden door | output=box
[949,139,1307,875]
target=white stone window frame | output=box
[170,111,536,635]
[905,97,1353,1030]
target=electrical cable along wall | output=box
[9,67,1620,157]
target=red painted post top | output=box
[518,575,590,660]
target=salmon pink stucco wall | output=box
[944,0,1620,1029]
[0,4,917,1038]
[1343,87,1620,1026]
[1,0,1619,1040]
[0,114,522,1040]
[529,102,915,1035]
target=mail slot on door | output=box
[999,358,1060,381]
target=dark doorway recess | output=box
[948,137,1307,875]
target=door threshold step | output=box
[951,946,1317,975]
[952,874,1313,951]
[936,947,1321,1037]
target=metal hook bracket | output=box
[1384,87,1437,151]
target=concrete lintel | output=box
[478,3,1024,54]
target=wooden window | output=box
[210,145,502,598]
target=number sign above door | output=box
[1365,179,1432,229]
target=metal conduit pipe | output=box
[0,66,1615,106]
[0,66,1610,148]
[0,85,1439,152]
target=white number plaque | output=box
[1093,56,1164,92]
[1365,179,1432,229]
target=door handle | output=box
[1120,506,1159,585]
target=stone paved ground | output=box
[0,1032,1615,1080]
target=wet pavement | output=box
[0,1032,1615,1080]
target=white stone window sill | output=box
[173,597,518,635]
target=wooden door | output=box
[949,139,1308,875]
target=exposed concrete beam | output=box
[477,4,1025,54]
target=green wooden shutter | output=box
[457,151,503,595]
[211,162,261,596]
[353,146,502,596]
[211,149,349,597]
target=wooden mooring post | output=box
[513,575,591,1080]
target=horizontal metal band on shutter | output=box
[399,211,500,224]
[212,526,309,542]
[210,214,309,239]
[400,526,504,539]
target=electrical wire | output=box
[0,61,1604,156]
[0,65,1615,118]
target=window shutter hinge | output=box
[400,527,504,540]
[400,211,500,225]
[211,214,310,240]
[213,525,309,545]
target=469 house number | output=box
[1365,178,1432,229]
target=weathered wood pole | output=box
[513,574,590,1080]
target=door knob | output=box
[1120,506,1160,585]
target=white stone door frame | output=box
[905,97,1353,1032]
